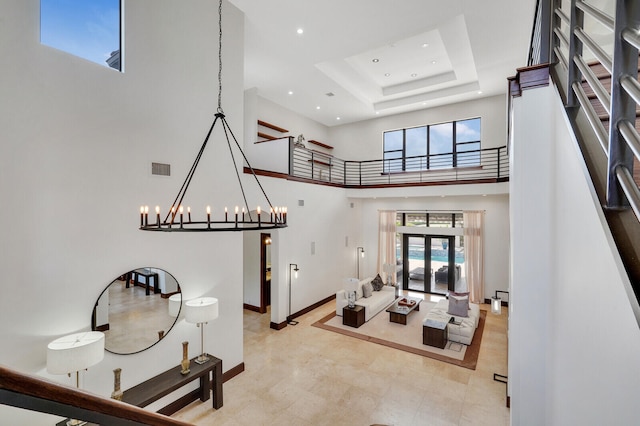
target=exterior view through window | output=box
[383,118,481,173]
[40,0,122,71]
[395,212,465,295]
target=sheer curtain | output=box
[377,210,397,283]
[463,210,485,303]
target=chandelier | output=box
[139,0,287,232]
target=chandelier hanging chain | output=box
[217,0,223,114]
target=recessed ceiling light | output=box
[375,111,380,115]
[384,73,391,77]
[316,106,320,110]
[411,73,417,77]
[477,90,483,94]
[372,58,379,63]
[431,60,437,64]
[422,43,429,48]
[296,28,304,35]
[336,117,341,120]
[288,91,293,95]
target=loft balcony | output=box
[246,136,509,188]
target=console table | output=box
[126,269,161,295]
[122,355,223,415]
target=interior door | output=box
[260,233,271,312]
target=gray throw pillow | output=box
[362,281,373,298]
[447,294,469,317]
[371,274,384,291]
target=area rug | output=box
[312,301,486,370]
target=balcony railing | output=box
[288,144,509,187]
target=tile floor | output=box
[174,293,509,425]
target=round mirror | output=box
[92,268,181,355]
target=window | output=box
[41,0,122,71]
[396,212,463,228]
[383,118,481,172]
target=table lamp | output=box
[169,293,182,317]
[47,331,105,426]
[185,297,219,364]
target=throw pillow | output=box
[371,274,384,291]
[362,281,373,298]
[447,294,469,317]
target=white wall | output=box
[510,83,640,424]
[0,1,245,423]
[328,94,507,160]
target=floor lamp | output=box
[185,297,219,364]
[288,263,299,325]
[356,246,365,279]
[47,331,105,426]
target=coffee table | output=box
[385,296,421,325]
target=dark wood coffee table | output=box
[385,296,421,325]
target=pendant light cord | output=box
[217,0,224,114]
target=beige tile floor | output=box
[174,292,509,426]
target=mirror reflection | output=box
[92,268,181,355]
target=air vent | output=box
[298,200,304,206]
[152,162,171,176]
[325,92,335,97]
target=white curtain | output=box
[463,210,485,304]
[377,210,397,283]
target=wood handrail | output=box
[0,365,192,426]
[308,140,333,150]
[257,120,288,133]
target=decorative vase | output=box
[181,341,191,375]
[111,368,123,401]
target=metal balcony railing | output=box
[289,145,509,187]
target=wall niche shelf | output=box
[257,120,288,141]
[308,140,333,150]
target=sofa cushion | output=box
[362,281,373,298]
[371,274,384,291]
[447,294,469,317]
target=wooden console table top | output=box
[122,355,222,413]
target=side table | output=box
[423,320,448,349]
[342,305,365,328]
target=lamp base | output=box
[66,419,87,426]
[194,353,210,364]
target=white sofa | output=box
[336,277,396,322]
[423,299,480,345]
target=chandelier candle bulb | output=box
[207,206,211,228]
[156,206,161,228]
[235,206,238,227]
[257,206,261,226]
[242,207,245,222]
[225,207,228,222]
[179,206,184,228]
[144,206,149,226]
[187,206,191,223]
[140,206,144,227]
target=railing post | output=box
[566,0,584,108]
[539,0,552,64]
[606,0,639,208]
[288,136,294,176]
[359,162,362,186]
[310,151,315,180]
[343,161,347,185]
[328,157,333,182]
[497,147,502,179]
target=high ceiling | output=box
[228,0,537,126]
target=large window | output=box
[383,118,481,172]
[41,0,122,71]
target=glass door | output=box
[403,234,459,295]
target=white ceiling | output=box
[228,0,537,126]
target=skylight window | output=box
[40,0,122,71]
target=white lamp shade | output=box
[168,293,182,317]
[185,297,219,324]
[344,277,359,292]
[47,331,105,375]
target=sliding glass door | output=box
[403,234,463,295]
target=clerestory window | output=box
[40,0,123,71]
